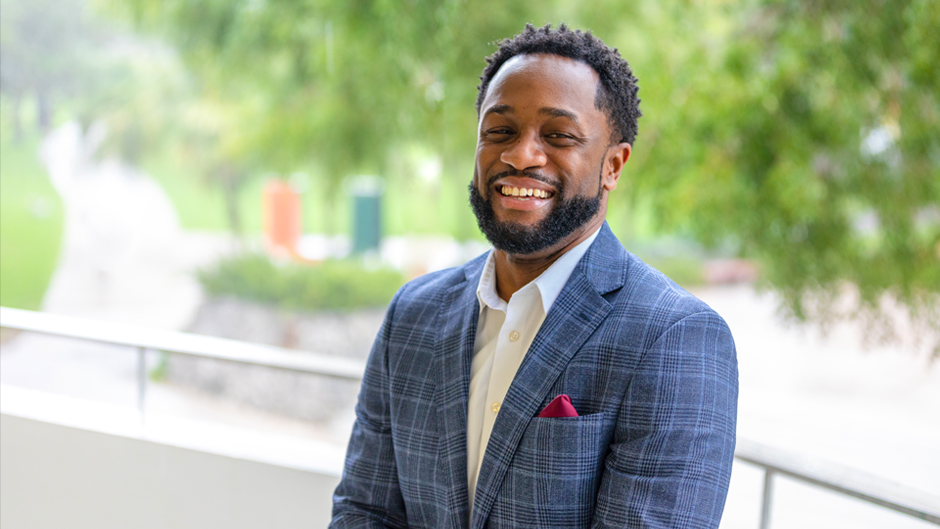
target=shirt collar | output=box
[476,251,507,312]
[476,225,601,315]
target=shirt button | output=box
[491,402,501,413]
[508,330,520,342]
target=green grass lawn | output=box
[0,130,64,310]
[141,153,250,232]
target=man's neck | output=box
[493,218,604,301]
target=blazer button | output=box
[491,402,501,413]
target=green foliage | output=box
[149,351,170,381]
[99,0,548,184]
[0,0,130,134]
[198,254,405,311]
[85,0,938,348]
[0,105,64,310]
[641,0,940,345]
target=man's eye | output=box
[482,128,513,140]
[546,133,578,145]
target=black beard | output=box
[468,174,602,255]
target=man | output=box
[332,24,738,529]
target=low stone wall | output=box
[166,297,385,423]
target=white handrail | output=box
[0,307,365,380]
[735,438,940,526]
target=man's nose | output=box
[500,132,547,170]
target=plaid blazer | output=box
[332,224,738,528]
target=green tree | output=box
[642,0,940,350]
[99,0,938,351]
[0,0,107,136]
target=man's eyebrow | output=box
[482,105,581,125]
[539,107,580,124]
[483,104,512,117]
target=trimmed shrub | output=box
[198,254,405,311]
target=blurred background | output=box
[0,0,938,527]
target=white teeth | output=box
[500,186,551,198]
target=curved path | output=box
[38,121,224,329]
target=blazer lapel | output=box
[435,261,484,529]
[470,224,628,528]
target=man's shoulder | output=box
[623,253,713,315]
[582,226,715,320]
[577,246,736,360]
[585,233,727,338]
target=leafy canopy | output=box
[96,0,940,350]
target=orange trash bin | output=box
[262,179,301,256]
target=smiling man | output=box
[332,24,738,529]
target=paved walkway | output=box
[2,122,938,528]
[36,122,236,329]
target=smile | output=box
[498,185,554,199]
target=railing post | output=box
[137,346,147,418]
[759,469,774,529]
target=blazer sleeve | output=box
[331,289,409,529]
[591,310,738,529]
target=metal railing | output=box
[0,307,365,416]
[2,306,938,527]
[735,438,940,527]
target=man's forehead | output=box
[482,53,601,111]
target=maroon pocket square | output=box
[538,394,579,418]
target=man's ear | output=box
[602,142,632,192]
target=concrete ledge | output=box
[1,386,343,529]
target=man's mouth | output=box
[497,185,554,199]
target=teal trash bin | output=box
[350,176,384,255]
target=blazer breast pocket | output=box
[492,412,609,528]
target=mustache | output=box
[485,169,559,188]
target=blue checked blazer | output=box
[332,223,738,528]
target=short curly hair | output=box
[476,23,641,145]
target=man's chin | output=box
[490,209,550,230]
[477,216,574,256]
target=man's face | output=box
[471,53,626,256]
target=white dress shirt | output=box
[467,227,601,508]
